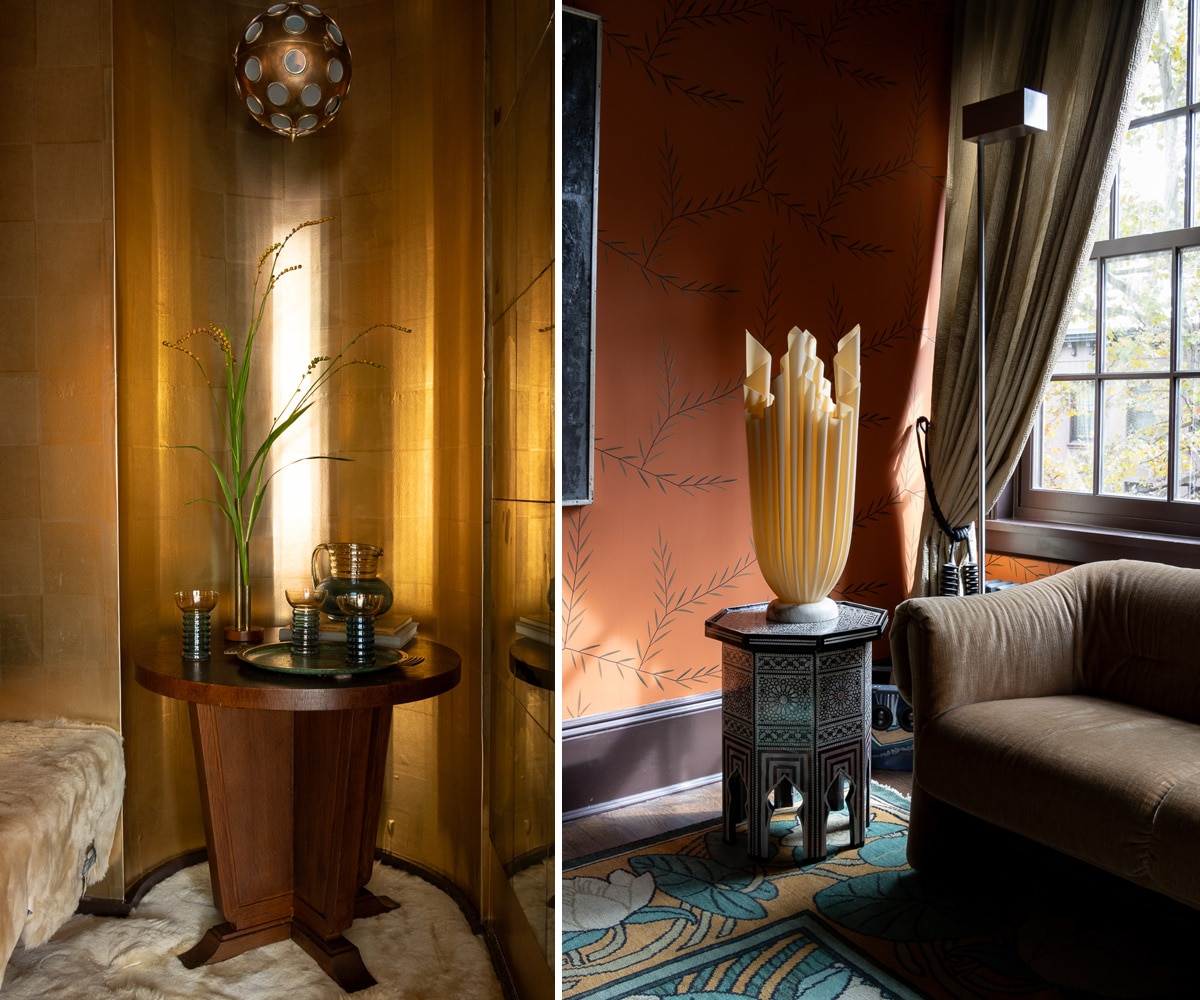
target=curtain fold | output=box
[913,0,1162,595]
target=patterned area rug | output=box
[562,784,1200,999]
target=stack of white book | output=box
[515,614,551,645]
[280,615,418,648]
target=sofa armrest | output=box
[891,572,1083,726]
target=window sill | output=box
[987,518,1200,570]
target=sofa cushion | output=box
[918,694,1200,884]
[1079,561,1200,723]
[1148,777,1200,908]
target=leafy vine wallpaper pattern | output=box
[563,0,955,720]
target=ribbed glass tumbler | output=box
[175,589,219,660]
[335,592,385,666]
[285,587,326,656]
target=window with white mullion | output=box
[1016,0,1200,538]
[1170,248,1183,500]
[1178,375,1200,499]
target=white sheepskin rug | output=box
[1,862,504,1000]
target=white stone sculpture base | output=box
[766,597,839,624]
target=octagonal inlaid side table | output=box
[705,602,888,862]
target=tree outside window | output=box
[1025,0,1200,531]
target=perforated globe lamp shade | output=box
[234,3,352,139]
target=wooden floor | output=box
[563,769,913,865]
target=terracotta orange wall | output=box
[988,554,1074,584]
[563,2,954,719]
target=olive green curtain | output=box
[914,0,1162,595]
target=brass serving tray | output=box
[237,641,406,677]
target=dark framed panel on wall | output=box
[561,6,600,505]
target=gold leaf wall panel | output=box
[0,0,123,899]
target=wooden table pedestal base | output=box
[184,700,395,992]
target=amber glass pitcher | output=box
[311,542,394,620]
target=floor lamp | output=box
[961,87,1047,588]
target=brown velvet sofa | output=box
[890,558,1200,909]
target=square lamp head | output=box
[963,87,1048,144]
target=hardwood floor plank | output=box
[563,771,913,865]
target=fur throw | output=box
[0,719,124,987]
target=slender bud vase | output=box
[226,543,264,644]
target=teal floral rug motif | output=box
[562,784,1198,999]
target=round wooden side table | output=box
[134,631,461,992]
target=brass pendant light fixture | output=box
[233,2,352,139]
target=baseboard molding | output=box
[562,691,722,818]
[563,771,721,824]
